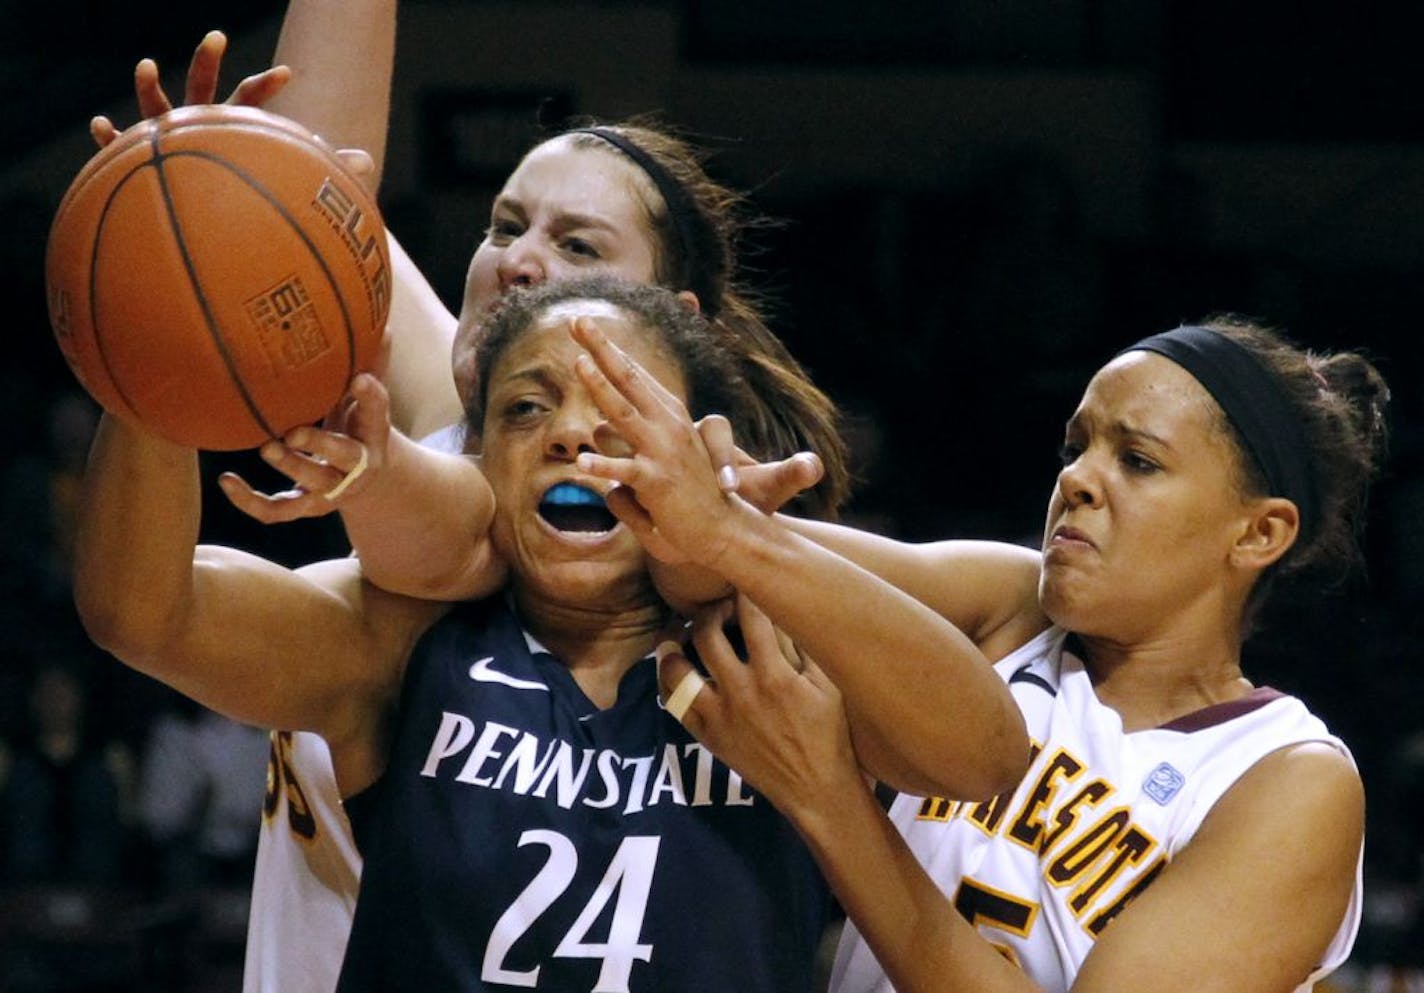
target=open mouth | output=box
[539,482,618,533]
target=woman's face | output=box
[452,138,661,409]
[475,298,686,608]
[1038,351,1259,641]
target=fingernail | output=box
[655,640,682,664]
[260,441,283,462]
[718,465,738,491]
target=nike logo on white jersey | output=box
[468,656,550,692]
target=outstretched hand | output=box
[218,373,392,524]
[571,316,823,565]
[570,315,741,566]
[655,594,862,814]
[90,29,292,148]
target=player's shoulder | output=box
[1200,737,1363,858]
[1237,739,1361,807]
[296,556,454,676]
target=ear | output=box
[1230,497,1299,572]
[675,290,701,315]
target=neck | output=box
[1075,627,1254,733]
[513,587,669,709]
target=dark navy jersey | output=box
[337,596,832,993]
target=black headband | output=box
[1122,325,1317,539]
[567,127,712,311]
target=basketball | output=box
[44,104,391,451]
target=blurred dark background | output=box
[3,1,1424,989]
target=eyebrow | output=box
[1065,411,1174,451]
[498,365,562,392]
[1111,421,1174,452]
[491,195,619,234]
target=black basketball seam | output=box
[150,127,280,441]
[162,145,363,399]
[158,116,372,390]
[86,127,161,424]
[162,114,371,199]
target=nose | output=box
[546,402,603,461]
[497,234,547,290]
[1056,452,1101,509]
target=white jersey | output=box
[241,425,462,993]
[243,730,361,993]
[831,627,1363,993]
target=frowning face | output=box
[1039,351,1261,642]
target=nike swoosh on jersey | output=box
[468,656,550,692]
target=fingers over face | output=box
[789,452,825,489]
[601,485,681,562]
[695,416,739,492]
[570,317,682,420]
[740,451,825,514]
[573,349,645,444]
[591,421,634,460]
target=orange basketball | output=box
[44,104,390,451]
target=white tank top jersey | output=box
[241,425,464,993]
[831,626,1363,993]
[243,729,361,993]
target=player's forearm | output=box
[264,5,464,439]
[383,235,462,440]
[341,428,503,600]
[72,415,203,662]
[708,506,1028,799]
[266,0,397,189]
[793,782,1042,993]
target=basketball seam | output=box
[86,137,158,424]
[159,113,372,401]
[164,143,364,396]
[159,141,369,433]
[151,127,280,441]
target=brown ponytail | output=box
[563,119,851,518]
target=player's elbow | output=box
[978,702,1032,797]
[902,702,1029,802]
[73,567,189,672]
[946,676,1032,800]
